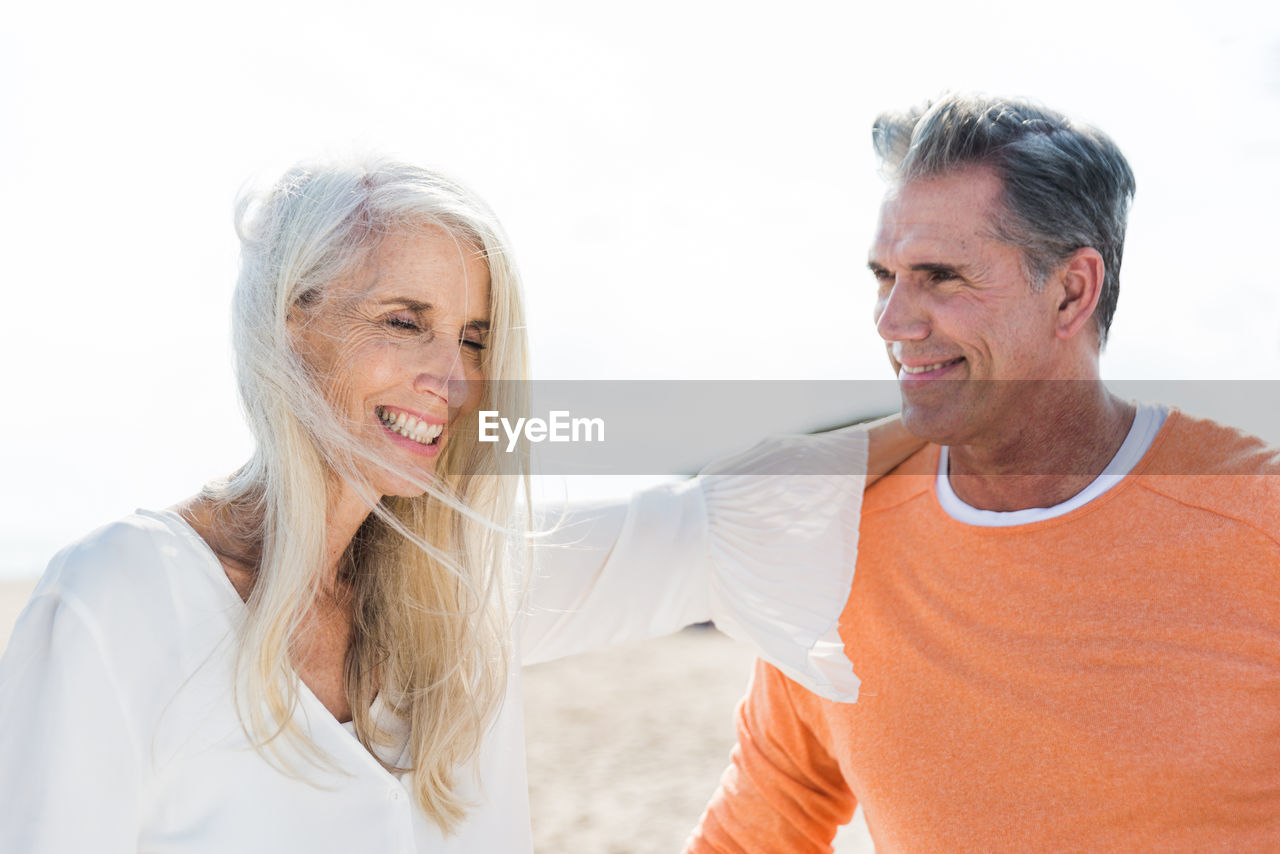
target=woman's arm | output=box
[517,416,923,700]
[0,592,141,853]
[865,414,925,484]
[516,481,711,667]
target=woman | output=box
[0,158,918,852]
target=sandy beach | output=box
[0,579,872,852]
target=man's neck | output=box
[947,385,1136,512]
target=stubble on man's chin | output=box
[898,394,982,448]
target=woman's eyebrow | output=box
[377,297,432,311]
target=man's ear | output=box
[1053,247,1105,342]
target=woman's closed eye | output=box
[385,310,487,356]
[386,313,422,332]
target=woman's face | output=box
[293,224,491,498]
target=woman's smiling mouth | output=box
[376,406,444,446]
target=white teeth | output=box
[378,407,443,446]
[902,359,957,375]
[408,421,443,443]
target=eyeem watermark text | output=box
[478,410,605,452]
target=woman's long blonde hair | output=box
[205,156,530,830]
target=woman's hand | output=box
[865,413,925,485]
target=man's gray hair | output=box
[873,94,1136,346]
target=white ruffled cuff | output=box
[698,425,868,702]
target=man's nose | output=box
[875,280,929,342]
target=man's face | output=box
[868,166,1064,447]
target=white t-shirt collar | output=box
[936,401,1169,527]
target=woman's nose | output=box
[411,338,476,405]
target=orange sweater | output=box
[687,411,1280,853]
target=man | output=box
[685,95,1280,852]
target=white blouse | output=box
[0,427,868,853]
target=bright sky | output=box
[2,0,1278,577]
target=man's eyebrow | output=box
[866,261,964,276]
[910,262,964,276]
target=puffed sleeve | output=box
[518,424,866,703]
[517,478,713,666]
[0,591,142,853]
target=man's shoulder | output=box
[1149,409,1280,476]
[1137,409,1280,544]
[863,444,939,515]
